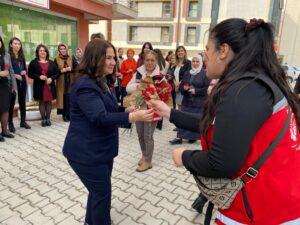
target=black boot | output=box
[1,132,14,138]
[169,138,182,145]
[45,115,51,126]
[0,134,4,142]
[8,122,16,133]
[20,121,31,129]
[41,116,47,127]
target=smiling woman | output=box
[62,39,154,225]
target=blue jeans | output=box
[68,159,114,225]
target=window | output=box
[188,1,198,18]
[129,26,137,42]
[186,27,197,45]
[162,2,172,18]
[24,32,31,42]
[161,27,170,43]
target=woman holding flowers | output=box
[127,50,171,172]
[177,55,210,143]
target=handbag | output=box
[194,109,291,210]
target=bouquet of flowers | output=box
[133,73,172,121]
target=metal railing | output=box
[113,0,137,10]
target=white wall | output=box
[138,2,162,18]
[219,0,270,20]
[279,0,300,67]
[89,20,107,40]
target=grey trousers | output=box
[135,121,156,163]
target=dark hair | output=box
[35,44,50,60]
[140,42,153,57]
[90,33,105,41]
[0,36,5,70]
[76,39,116,90]
[165,50,173,62]
[153,49,166,70]
[175,46,187,62]
[201,18,300,135]
[8,37,25,61]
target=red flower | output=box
[147,86,156,95]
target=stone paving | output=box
[0,115,215,225]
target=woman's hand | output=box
[15,74,22,80]
[40,75,47,80]
[0,70,9,77]
[125,106,136,113]
[21,70,26,76]
[189,88,195,94]
[149,100,171,119]
[129,109,154,122]
[46,78,52,85]
[172,147,186,167]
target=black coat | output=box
[63,77,130,164]
[179,59,191,81]
[28,59,59,100]
[179,69,210,108]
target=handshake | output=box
[127,100,171,123]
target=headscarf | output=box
[58,43,69,60]
[189,54,203,75]
[74,47,83,63]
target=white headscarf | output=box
[189,54,203,75]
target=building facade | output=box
[0,0,137,59]
[278,0,300,67]
[111,0,280,56]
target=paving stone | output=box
[157,189,178,202]
[140,191,162,205]
[122,204,145,221]
[156,208,181,224]
[137,212,164,225]
[14,202,39,217]
[111,197,130,212]
[0,116,212,224]
[157,198,179,213]
[139,202,163,217]
[123,193,146,208]
[0,205,19,222]
[23,210,52,224]
[5,195,28,209]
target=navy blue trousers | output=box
[68,159,114,225]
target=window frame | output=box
[127,23,173,45]
[186,0,202,21]
[184,25,200,46]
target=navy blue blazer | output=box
[63,76,130,164]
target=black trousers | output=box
[9,81,27,123]
[68,159,114,225]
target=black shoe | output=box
[169,138,182,145]
[8,123,16,133]
[192,194,208,214]
[41,120,47,127]
[20,122,31,129]
[46,119,51,126]
[63,116,70,122]
[0,135,4,142]
[173,128,178,131]
[1,132,14,138]
[188,140,196,143]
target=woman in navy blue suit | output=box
[63,39,153,225]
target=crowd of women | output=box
[1,18,299,225]
[0,35,83,141]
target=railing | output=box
[113,0,137,10]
